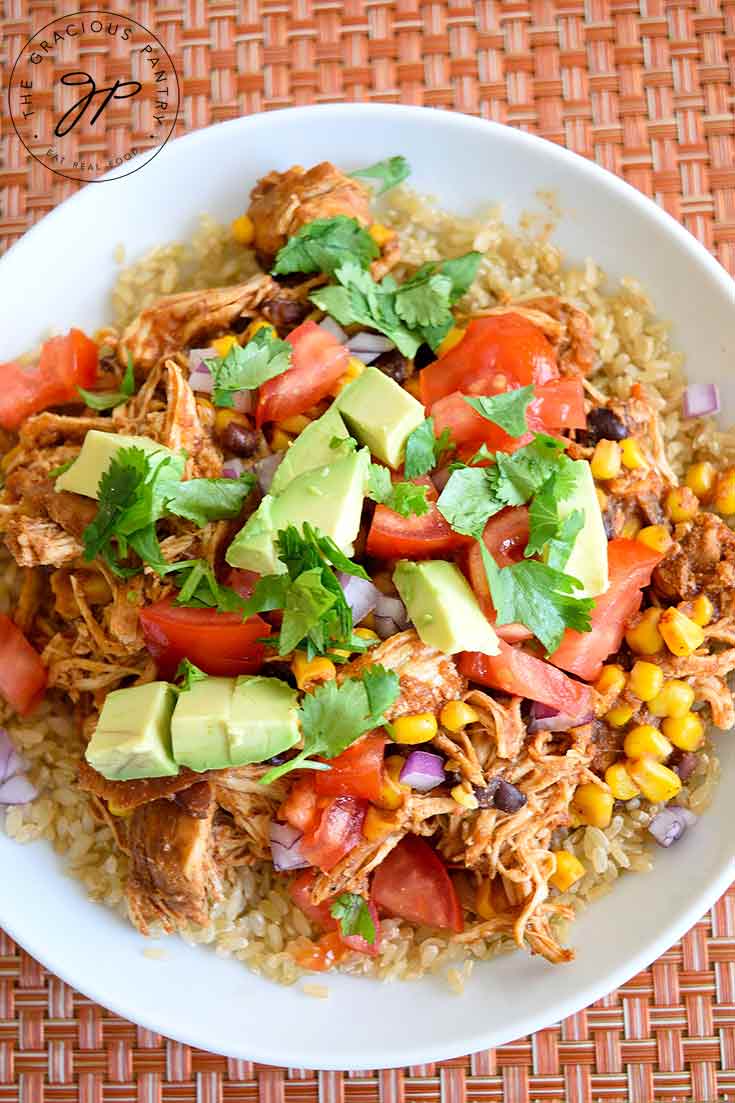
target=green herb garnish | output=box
[367,464,430,518]
[175,658,208,691]
[205,329,292,407]
[330,893,376,943]
[463,384,535,438]
[403,417,455,479]
[350,155,411,194]
[77,352,136,411]
[272,216,379,277]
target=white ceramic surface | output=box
[1,104,734,1070]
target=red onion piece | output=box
[0,774,37,806]
[337,573,381,625]
[233,389,254,414]
[683,383,720,419]
[527,701,594,733]
[399,750,445,792]
[648,806,696,847]
[253,451,284,494]
[222,458,247,479]
[347,333,395,354]
[270,821,310,871]
[189,348,216,373]
[673,752,698,782]
[188,367,214,395]
[319,317,348,343]
[374,615,399,639]
[374,593,409,628]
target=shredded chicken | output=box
[78,760,207,812]
[4,516,82,568]
[689,674,735,730]
[161,360,222,478]
[211,766,288,862]
[654,512,735,614]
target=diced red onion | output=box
[189,347,216,373]
[399,750,445,792]
[374,615,399,639]
[270,820,310,871]
[374,593,409,628]
[253,451,284,494]
[347,333,395,354]
[674,752,698,782]
[0,774,37,805]
[319,317,348,343]
[233,389,254,414]
[188,367,214,395]
[222,458,247,479]
[648,805,697,847]
[432,467,452,493]
[337,573,381,625]
[683,383,720,419]
[527,701,594,734]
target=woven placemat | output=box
[2,1,735,1099]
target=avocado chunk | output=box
[393,559,500,656]
[171,676,234,772]
[229,675,300,765]
[226,447,370,574]
[546,461,609,598]
[55,429,170,499]
[335,366,424,468]
[85,681,178,780]
[270,405,352,497]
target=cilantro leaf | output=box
[168,473,255,526]
[395,273,453,328]
[545,509,585,573]
[175,658,208,691]
[164,558,248,613]
[367,464,430,518]
[206,329,292,407]
[272,216,379,277]
[78,352,136,411]
[82,447,164,575]
[463,385,534,438]
[487,435,567,507]
[350,155,410,194]
[330,893,376,943]
[440,253,484,300]
[436,466,504,538]
[467,443,494,466]
[278,567,340,656]
[404,418,455,479]
[49,458,76,478]
[363,664,400,722]
[310,261,421,358]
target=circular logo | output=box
[8,10,180,183]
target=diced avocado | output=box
[335,366,424,468]
[171,676,234,772]
[226,448,370,574]
[393,559,500,656]
[547,461,609,598]
[228,676,300,765]
[270,405,352,497]
[55,429,169,499]
[85,681,178,780]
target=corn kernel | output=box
[625,607,664,656]
[245,319,276,342]
[359,612,376,630]
[648,679,695,719]
[605,704,634,728]
[391,713,439,745]
[404,376,422,399]
[665,485,699,523]
[621,517,642,539]
[714,467,735,516]
[637,525,673,555]
[278,414,311,434]
[549,850,586,892]
[291,652,336,691]
[591,439,622,480]
[628,660,664,702]
[211,334,238,358]
[620,437,647,470]
[437,326,466,358]
[333,357,366,394]
[659,607,705,657]
[595,664,627,697]
[354,627,380,643]
[368,222,395,247]
[605,762,640,801]
[231,214,254,246]
[623,724,673,762]
[596,487,609,511]
[440,699,479,732]
[685,461,716,501]
[689,594,714,627]
[106,801,134,818]
[362,806,401,842]
[475,878,496,920]
[451,783,479,810]
[571,783,614,828]
[214,407,247,435]
[662,711,704,752]
[270,428,292,452]
[626,758,682,803]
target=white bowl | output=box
[2,104,735,1070]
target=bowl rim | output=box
[2,102,735,1069]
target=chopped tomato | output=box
[256,320,349,426]
[290,930,350,972]
[0,329,98,431]
[371,835,464,933]
[550,538,663,681]
[431,391,534,452]
[300,795,367,872]
[314,733,386,803]
[464,508,534,643]
[0,614,47,715]
[280,778,321,835]
[419,313,558,406]
[289,869,380,956]
[138,598,267,680]
[366,476,472,560]
[459,641,593,714]
[224,568,260,599]
[531,379,586,431]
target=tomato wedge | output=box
[289,869,380,956]
[139,598,267,680]
[371,835,464,932]
[366,476,472,560]
[300,795,367,871]
[0,614,47,716]
[256,320,349,426]
[531,378,586,431]
[419,313,558,406]
[0,329,99,431]
[464,508,534,643]
[459,641,593,714]
[549,538,663,681]
[314,733,387,803]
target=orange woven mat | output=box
[2,1,735,1098]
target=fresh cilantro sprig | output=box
[367,464,430,518]
[463,384,535,438]
[350,155,411,194]
[261,664,400,784]
[171,472,256,526]
[162,558,249,613]
[78,353,136,411]
[205,328,292,407]
[330,894,376,943]
[404,417,455,478]
[174,658,208,690]
[272,216,379,277]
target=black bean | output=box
[261,297,311,334]
[221,422,261,457]
[473,778,500,808]
[414,343,436,371]
[373,348,410,384]
[492,779,528,813]
[578,407,628,447]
